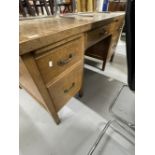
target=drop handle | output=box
[58,53,74,66]
[64,82,75,93]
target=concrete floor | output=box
[20,90,108,155]
[78,38,134,125]
[19,38,134,155]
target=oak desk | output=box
[19,12,125,124]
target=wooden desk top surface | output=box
[19,12,125,55]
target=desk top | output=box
[19,12,125,55]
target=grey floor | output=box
[19,37,135,155]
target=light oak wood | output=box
[48,61,83,111]
[85,23,112,49]
[19,13,125,55]
[111,16,124,31]
[20,34,85,124]
[19,13,125,124]
[35,37,83,86]
[108,30,122,61]
[108,17,124,61]
[108,1,126,12]
[34,34,83,56]
[85,15,124,70]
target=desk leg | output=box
[110,52,116,62]
[21,54,60,124]
[79,62,84,97]
[102,35,113,70]
[79,88,83,97]
[102,60,106,71]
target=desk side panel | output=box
[19,56,48,110]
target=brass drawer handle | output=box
[64,82,75,93]
[58,53,74,66]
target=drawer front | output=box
[86,24,112,48]
[111,16,124,31]
[48,63,83,111]
[35,38,83,85]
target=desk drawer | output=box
[35,38,83,85]
[111,16,124,31]
[48,63,83,111]
[86,24,112,48]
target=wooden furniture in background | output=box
[57,1,73,14]
[19,13,125,124]
[19,0,55,17]
[19,0,27,17]
[32,0,50,15]
[108,1,126,12]
[108,1,127,38]
[19,0,36,16]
